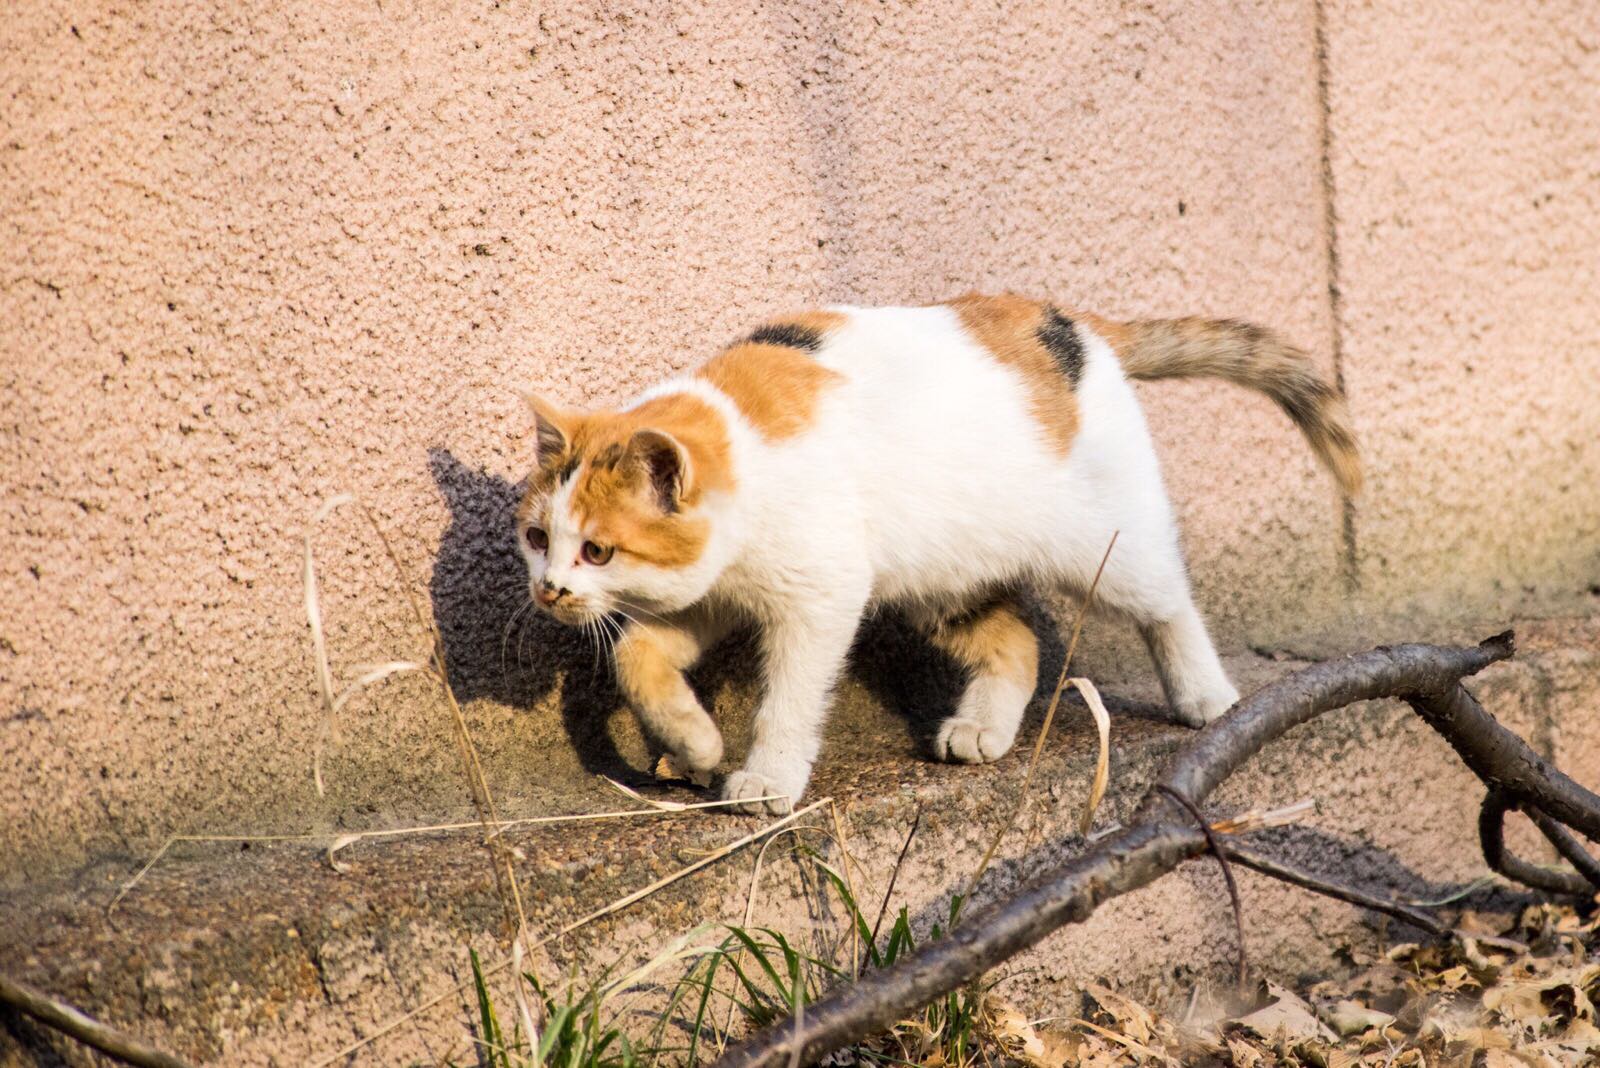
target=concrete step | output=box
[2,614,1596,1066]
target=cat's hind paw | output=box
[935,716,1016,764]
[1169,681,1239,728]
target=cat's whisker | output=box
[500,597,536,679]
[608,607,650,633]
[616,602,673,627]
[585,617,604,680]
[596,614,622,668]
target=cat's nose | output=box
[536,581,569,607]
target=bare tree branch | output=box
[1527,807,1600,889]
[1155,784,1248,989]
[1221,843,1448,937]
[0,973,196,1068]
[1479,792,1594,896]
[713,631,1600,1068]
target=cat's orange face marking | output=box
[696,312,846,440]
[518,393,733,571]
[945,293,1082,456]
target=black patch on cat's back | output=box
[1036,307,1085,387]
[746,322,824,352]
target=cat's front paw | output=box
[721,769,799,816]
[935,716,1016,764]
[670,719,725,776]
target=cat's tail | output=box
[1101,316,1362,495]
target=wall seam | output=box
[1314,0,1360,595]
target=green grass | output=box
[447,848,995,1068]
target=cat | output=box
[515,294,1359,814]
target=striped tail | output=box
[1103,316,1362,496]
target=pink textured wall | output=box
[2,0,1596,876]
[1327,0,1600,623]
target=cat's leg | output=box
[912,596,1039,764]
[723,581,870,816]
[1082,531,1238,728]
[613,608,733,778]
[1136,598,1238,727]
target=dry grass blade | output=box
[603,776,693,811]
[966,532,1118,899]
[325,833,362,874]
[1209,798,1316,836]
[1065,677,1110,836]
[304,492,354,797]
[602,924,718,1005]
[870,807,923,950]
[109,794,789,908]
[510,934,540,1052]
[301,494,533,1001]
[333,660,428,713]
[310,796,833,1067]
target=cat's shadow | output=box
[427,448,938,782]
[429,447,637,781]
[427,447,1166,782]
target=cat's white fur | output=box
[522,304,1246,814]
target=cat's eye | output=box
[581,540,613,566]
[525,526,548,553]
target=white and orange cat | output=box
[516,295,1359,814]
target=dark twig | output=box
[1527,808,1600,889]
[0,973,196,1068]
[868,807,923,951]
[714,634,1534,1068]
[1479,792,1594,897]
[1221,843,1447,937]
[1407,676,1600,842]
[1155,785,1248,989]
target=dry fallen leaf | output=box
[1081,982,1156,1046]
[1320,998,1396,1037]
[653,753,713,789]
[1231,981,1339,1047]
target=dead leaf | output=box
[1081,982,1156,1046]
[1320,998,1396,1037]
[1065,678,1110,836]
[653,754,713,789]
[1230,982,1339,1047]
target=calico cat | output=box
[515,294,1359,814]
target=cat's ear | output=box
[520,390,570,467]
[627,429,691,513]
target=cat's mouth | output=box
[544,602,596,627]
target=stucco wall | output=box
[3,0,1597,878]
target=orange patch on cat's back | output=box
[696,311,846,440]
[945,293,1081,456]
[1074,311,1136,357]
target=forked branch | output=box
[715,630,1600,1068]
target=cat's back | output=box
[687,295,1103,471]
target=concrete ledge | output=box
[2,614,1596,1066]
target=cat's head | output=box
[515,390,734,627]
